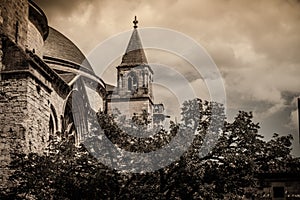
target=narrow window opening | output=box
[128,77,132,91]
[15,21,19,44]
[49,116,54,136]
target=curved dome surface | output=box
[43,27,93,72]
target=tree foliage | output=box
[0,98,297,199]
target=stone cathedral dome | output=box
[42,27,105,87]
[43,27,94,75]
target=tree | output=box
[2,136,121,199]
[1,98,297,199]
[157,101,295,199]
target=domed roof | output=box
[43,27,93,72]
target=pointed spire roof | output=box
[120,16,148,66]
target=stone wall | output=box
[0,44,73,189]
[0,0,29,50]
[0,78,27,186]
[108,97,153,120]
[0,72,59,187]
[27,21,44,57]
[24,76,51,152]
[49,87,67,134]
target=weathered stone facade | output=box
[0,0,106,188]
[0,0,29,50]
[255,172,300,199]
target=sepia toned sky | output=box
[35,0,300,155]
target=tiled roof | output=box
[43,27,93,72]
[120,28,148,66]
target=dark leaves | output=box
[1,98,297,199]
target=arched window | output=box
[128,77,132,91]
[132,76,138,90]
[49,116,54,136]
[50,105,58,132]
[127,71,138,91]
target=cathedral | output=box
[0,0,165,186]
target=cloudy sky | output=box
[35,0,300,155]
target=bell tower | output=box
[107,16,154,124]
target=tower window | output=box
[128,77,132,91]
[128,73,138,91]
[132,76,138,90]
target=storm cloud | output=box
[35,0,300,155]
[34,0,103,16]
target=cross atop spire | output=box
[133,16,138,29]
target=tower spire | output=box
[120,17,148,66]
[133,16,138,29]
